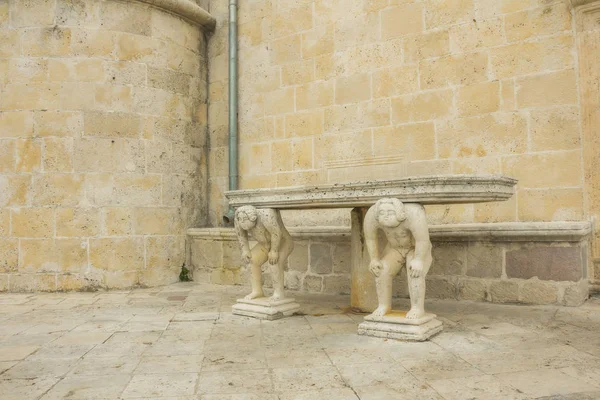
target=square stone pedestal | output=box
[358,311,443,341]
[232,297,300,320]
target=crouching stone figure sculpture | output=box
[358,198,443,341]
[231,205,300,320]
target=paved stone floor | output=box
[1,283,600,399]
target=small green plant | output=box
[179,264,192,282]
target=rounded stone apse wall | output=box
[0,0,214,291]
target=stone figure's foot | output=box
[269,292,284,302]
[406,307,425,320]
[244,291,264,300]
[371,305,391,317]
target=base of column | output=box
[232,297,300,320]
[358,311,443,341]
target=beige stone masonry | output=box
[188,221,591,307]
[0,0,213,292]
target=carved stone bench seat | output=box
[225,175,517,340]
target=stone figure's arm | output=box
[234,219,252,264]
[407,204,432,278]
[364,206,383,277]
[261,209,282,265]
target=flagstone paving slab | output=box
[0,283,599,399]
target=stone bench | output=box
[223,175,517,340]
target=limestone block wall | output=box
[0,0,214,292]
[207,0,588,233]
[574,1,600,285]
[189,222,590,306]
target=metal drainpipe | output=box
[223,0,238,224]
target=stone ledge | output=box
[431,221,592,242]
[188,226,351,240]
[134,0,216,30]
[570,0,600,8]
[225,175,517,209]
[188,221,591,243]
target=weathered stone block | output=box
[10,0,56,27]
[459,279,488,301]
[450,18,503,54]
[104,270,138,289]
[9,58,48,83]
[289,242,308,272]
[490,280,519,303]
[113,174,161,206]
[504,151,581,190]
[302,24,333,58]
[296,81,334,111]
[191,239,223,270]
[43,137,73,172]
[12,208,54,238]
[517,70,578,108]
[404,30,449,63]
[89,237,144,271]
[0,139,15,172]
[71,28,117,58]
[0,175,32,207]
[16,138,41,173]
[0,209,9,237]
[103,207,133,236]
[530,107,580,152]
[56,0,101,27]
[563,281,588,306]
[437,113,527,158]
[391,89,453,123]
[22,28,72,57]
[506,246,583,282]
[332,244,351,274]
[0,239,18,273]
[335,73,371,105]
[20,239,87,273]
[372,65,418,98]
[466,244,503,278]
[56,208,101,237]
[222,241,242,270]
[520,279,557,304]
[100,0,152,36]
[431,243,467,276]
[0,112,34,138]
[281,60,314,87]
[381,3,423,39]
[284,270,302,290]
[425,0,474,29]
[420,52,488,89]
[426,276,457,299]
[457,81,500,117]
[33,174,85,206]
[303,275,322,293]
[35,111,83,137]
[518,188,584,222]
[134,207,182,235]
[504,3,571,43]
[310,243,332,275]
[94,85,133,113]
[491,35,573,79]
[323,275,351,295]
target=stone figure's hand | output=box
[409,259,424,278]
[268,251,279,265]
[241,250,251,264]
[369,260,383,277]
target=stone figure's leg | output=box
[245,244,269,300]
[372,247,403,317]
[269,237,294,301]
[406,250,432,320]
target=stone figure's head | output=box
[374,198,406,228]
[235,205,258,230]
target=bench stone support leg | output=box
[350,207,378,312]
